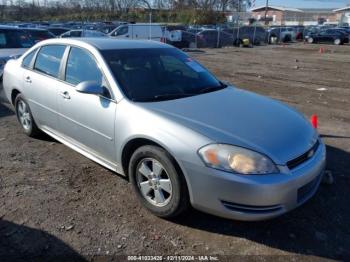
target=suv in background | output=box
[23,28,55,42]
[0,26,35,80]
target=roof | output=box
[0,25,21,29]
[40,38,169,50]
[334,6,350,12]
[300,8,335,13]
[250,6,303,12]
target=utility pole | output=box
[139,0,152,40]
[264,0,269,25]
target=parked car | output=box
[109,23,164,42]
[0,26,35,79]
[3,38,326,221]
[60,30,108,38]
[47,27,70,36]
[292,26,306,41]
[267,27,296,43]
[305,29,349,45]
[232,26,267,46]
[23,28,55,42]
[196,29,234,48]
[333,27,350,37]
[166,30,198,48]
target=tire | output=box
[15,94,41,137]
[334,38,341,45]
[129,145,190,218]
[307,37,314,44]
[270,36,277,44]
[283,34,291,43]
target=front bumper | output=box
[182,141,326,221]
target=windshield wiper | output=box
[134,93,195,102]
[153,93,196,101]
[197,84,227,94]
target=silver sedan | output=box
[3,38,326,221]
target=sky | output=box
[254,0,350,9]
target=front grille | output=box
[287,140,320,170]
[221,200,282,214]
[297,175,321,203]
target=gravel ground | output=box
[0,43,349,261]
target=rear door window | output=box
[34,45,66,78]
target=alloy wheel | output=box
[17,100,32,131]
[136,158,173,207]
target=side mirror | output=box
[76,81,104,96]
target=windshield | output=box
[102,48,226,102]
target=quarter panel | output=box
[3,59,24,104]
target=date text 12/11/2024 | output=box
[127,255,219,261]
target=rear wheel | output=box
[129,145,190,218]
[307,37,314,44]
[15,94,41,137]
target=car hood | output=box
[142,87,318,165]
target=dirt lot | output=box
[1,43,349,261]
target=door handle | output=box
[25,76,32,83]
[59,91,71,100]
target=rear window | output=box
[22,49,37,68]
[0,29,34,49]
[34,45,66,78]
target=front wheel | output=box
[129,145,190,218]
[15,94,41,137]
[307,37,314,44]
[334,38,342,45]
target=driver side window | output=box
[65,47,111,98]
[65,47,104,86]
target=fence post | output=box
[217,28,220,48]
[279,26,282,44]
[253,25,257,46]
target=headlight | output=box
[198,144,278,175]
